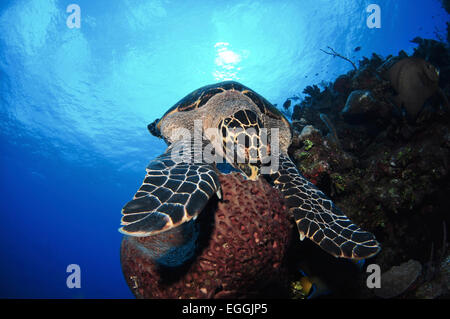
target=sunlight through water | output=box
[213,42,245,80]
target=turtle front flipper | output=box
[119,138,220,237]
[271,154,380,259]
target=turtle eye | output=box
[148,119,162,138]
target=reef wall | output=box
[288,36,450,299]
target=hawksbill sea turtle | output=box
[119,81,381,260]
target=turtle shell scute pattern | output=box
[163,81,283,121]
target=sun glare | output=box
[213,42,242,81]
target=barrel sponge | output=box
[120,173,293,298]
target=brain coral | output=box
[120,172,293,298]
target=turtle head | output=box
[147,118,162,139]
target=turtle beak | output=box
[147,119,162,138]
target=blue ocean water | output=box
[0,0,447,298]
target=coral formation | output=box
[290,36,450,299]
[120,173,293,299]
[333,74,352,96]
[341,90,379,122]
[319,113,340,147]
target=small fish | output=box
[283,99,291,110]
[354,46,361,52]
[294,269,332,299]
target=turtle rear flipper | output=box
[271,154,380,259]
[119,138,220,237]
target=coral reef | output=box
[442,0,450,14]
[120,173,293,299]
[333,74,352,96]
[341,90,380,122]
[290,37,450,299]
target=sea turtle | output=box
[119,81,381,259]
